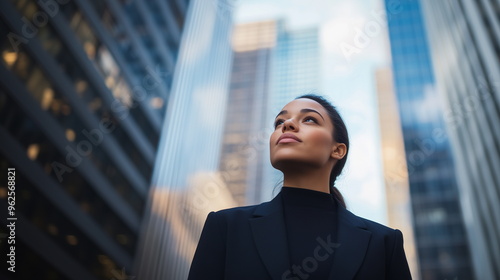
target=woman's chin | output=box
[271,157,318,172]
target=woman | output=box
[188,94,412,280]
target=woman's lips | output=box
[277,133,302,144]
[278,138,300,144]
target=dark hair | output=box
[295,94,349,208]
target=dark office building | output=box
[0,0,189,279]
[384,0,475,279]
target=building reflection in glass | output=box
[134,0,235,279]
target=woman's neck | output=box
[282,168,331,193]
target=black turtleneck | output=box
[280,186,338,279]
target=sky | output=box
[233,0,393,224]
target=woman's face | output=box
[270,98,337,171]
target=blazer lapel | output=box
[249,192,372,280]
[328,205,372,280]
[249,193,290,280]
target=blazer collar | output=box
[249,193,290,280]
[249,191,372,280]
[328,204,372,279]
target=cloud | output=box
[413,84,443,124]
[320,1,390,64]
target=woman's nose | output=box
[282,119,298,132]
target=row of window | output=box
[0,238,64,279]
[65,0,166,128]
[418,244,473,279]
[88,0,177,119]
[0,155,131,279]
[0,87,137,256]
[10,0,155,183]
[0,27,145,221]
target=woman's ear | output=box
[331,143,347,160]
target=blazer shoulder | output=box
[211,200,268,219]
[214,205,255,215]
[338,210,411,279]
[361,217,398,234]
[345,208,401,237]
[355,215,406,258]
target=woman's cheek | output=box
[307,129,332,146]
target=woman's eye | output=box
[304,117,317,123]
[274,119,284,128]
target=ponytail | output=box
[330,186,346,208]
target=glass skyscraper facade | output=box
[134,0,235,279]
[0,0,189,279]
[384,0,474,279]
[269,21,321,114]
[220,20,276,206]
[420,1,500,279]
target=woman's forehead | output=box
[281,98,325,112]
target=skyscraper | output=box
[270,21,321,115]
[219,20,276,205]
[133,0,235,279]
[420,1,500,279]
[384,0,475,279]
[375,67,419,279]
[0,0,189,279]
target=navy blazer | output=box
[188,192,412,280]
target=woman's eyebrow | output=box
[275,110,287,119]
[275,109,325,120]
[301,108,325,120]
